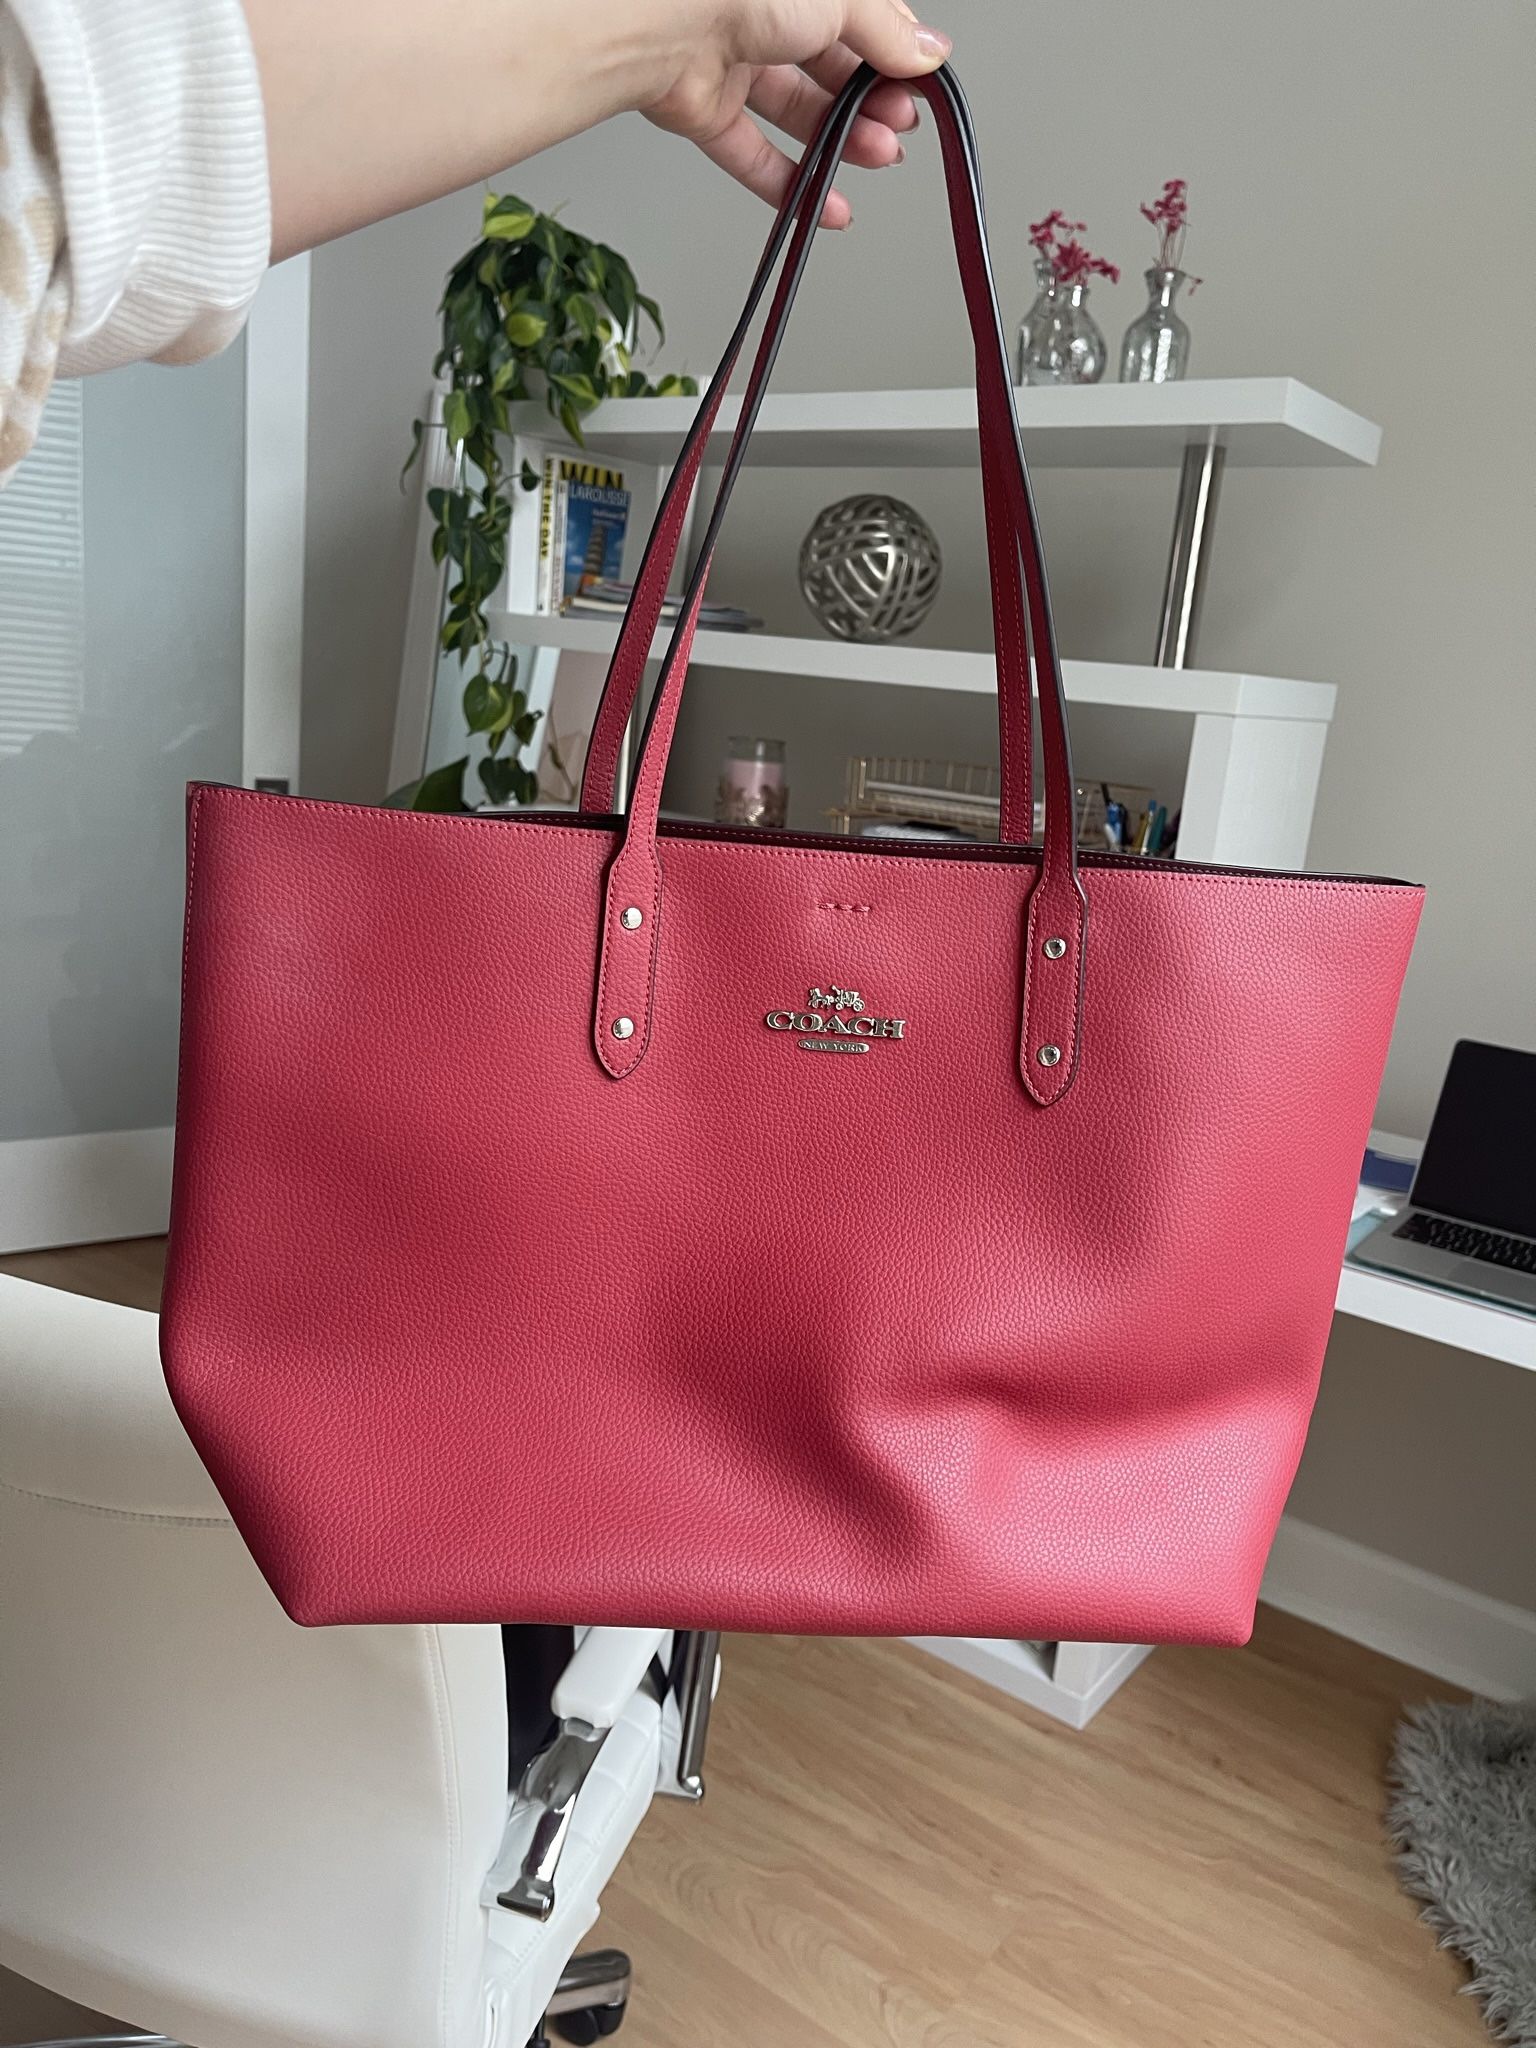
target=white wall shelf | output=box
[505,376,1380,473]
[491,610,1336,870]
[491,612,1334,720]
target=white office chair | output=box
[0,1274,719,2048]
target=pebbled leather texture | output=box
[160,65,1425,1643]
[163,787,1422,1641]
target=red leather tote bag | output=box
[162,65,1422,1641]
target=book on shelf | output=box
[563,578,763,634]
[501,434,556,616]
[499,440,754,628]
[501,440,632,617]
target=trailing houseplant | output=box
[400,192,697,812]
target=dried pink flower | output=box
[1030,212,1118,289]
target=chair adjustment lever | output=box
[493,1717,608,1921]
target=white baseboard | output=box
[913,1518,1536,1729]
[1262,1514,1536,1701]
[0,1127,173,1255]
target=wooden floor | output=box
[3,1241,1483,2047]
[599,1625,1479,2048]
[1,1231,168,1311]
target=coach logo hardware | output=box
[763,984,907,1056]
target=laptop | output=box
[1349,1039,1536,1313]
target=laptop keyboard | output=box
[1394,1212,1536,1272]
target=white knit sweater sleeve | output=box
[6,0,269,379]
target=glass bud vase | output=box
[1119,266,1192,384]
[1016,267,1108,386]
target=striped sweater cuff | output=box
[9,0,270,374]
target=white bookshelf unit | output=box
[485,375,1382,1729]
[490,375,1378,872]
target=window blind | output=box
[0,379,84,756]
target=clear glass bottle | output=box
[1016,258,1059,384]
[715,736,788,829]
[1017,266,1108,386]
[1119,266,1192,384]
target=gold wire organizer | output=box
[826,755,1154,848]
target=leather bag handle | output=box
[590,63,1087,1105]
[577,87,1038,841]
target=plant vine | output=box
[400,191,697,812]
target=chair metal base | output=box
[529,1945,631,2046]
[21,1953,634,2048]
[18,2036,184,2047]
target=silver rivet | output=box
[611,1016,635,1041]
[1042,936,1067,960]
[1037,1043,1062,1068]
[620,906,643,931]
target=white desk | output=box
[911,1130,1534,1725]
[1339,1133,1536,1373]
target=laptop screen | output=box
[1412,1040,1536,1237]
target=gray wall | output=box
[302,0,1536,1606]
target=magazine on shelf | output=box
[556,464,629,608]
[564,578,763,633]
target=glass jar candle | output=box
[715,736,788,829]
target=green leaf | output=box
[462,673,510,734]
[531,217,564,263]
[482,195,537,242]
[411,759,471,812]
[566,292,600,345]
[604,263,635,339]
[427,486,470,530]
[505,309,548,348]
[636,292,664,342]
[477,754,518,806]
[460,521,504,592]
[442,389,472,448]
[548,370,600,409]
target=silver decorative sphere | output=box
[798,494,942,642]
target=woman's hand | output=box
[640,1,951,228]
[245,0,951,261]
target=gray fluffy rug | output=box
[1389,1698,1536,2045]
